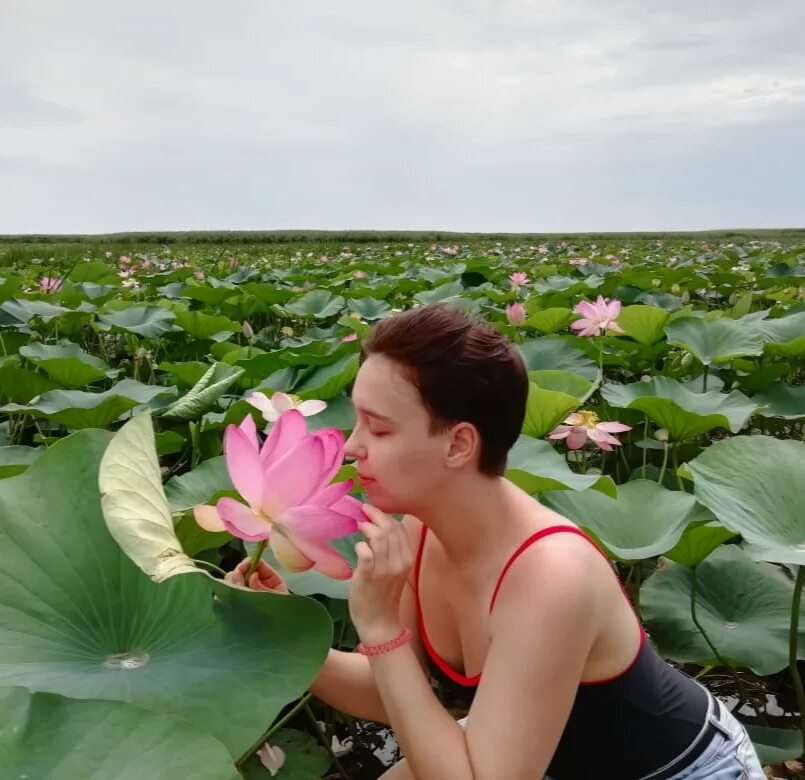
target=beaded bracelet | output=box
[356,627,412,656]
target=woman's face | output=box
[344,354,450,515]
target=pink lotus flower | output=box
[509,271,529,289]
[506,302,526,326]
[194,269,205,280]
[341,332,358,343]
[194,411,364,579]
[119,255,132,265]
[38,276,61,293]
[570,295,624,337]
[247,391,327,423]
[548,411,632,451]
[229,258,240,269]
[354,270,366,279]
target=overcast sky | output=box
[1,1,804,234]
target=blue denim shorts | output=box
[457,692,765,779]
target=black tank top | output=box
[414,525,709,780]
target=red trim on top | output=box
[414,523,646,689]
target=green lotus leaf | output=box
[0,687,239,780]
[522,382,580,439]
[70,260,120,284]
[505,435,617,497]
[527,369,596,401]
[19,341,111,388]
[0,428,332,758]
[157,360,211,387]
[293,353,360,400]
[687,435,805,565]
[347,296,391,320]
[284,289,346,318]
[760,310,805,358]
[304,395,357,432]
[664,522,738,568]
[413,280,464,304]
[665,316,764,365]
[165,455,233,513]
[0,365,58,403]
[0,297,72,324]
[173,309,240,341]
[180,284,239,306]
[745,725,802,768]
[543,480,709,561]
[616,304,670,346]
[518,336,599,381]
[0,379,177,429]
[601,377,759,441]
[160,362,245,420]
[96,306,180,338]
[0,445,42,478]
[753,382,805,419]
[641,545,805,675]
[523,308,577,334]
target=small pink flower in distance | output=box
[38,276,62,293]
[105,251,113,258]
[506,302,526,326]
[194,270,205,280]
[229,258,240,269]
[570,296,624,337]
[341,332,358,343]
[119,255,132,265]
[354,270,366,279]
[140,260,152,271]
[548,411,631,451]
[509,272,529,289]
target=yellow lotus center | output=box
[576,410,600,428]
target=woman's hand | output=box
[225,558,290,593]
[349,505,414,644]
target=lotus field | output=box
[0,237,804,778]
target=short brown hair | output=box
[360,303,528,476]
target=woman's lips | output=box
[358,474,375,486]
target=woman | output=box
[231,303,765,779]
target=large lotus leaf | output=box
[160,362,245,420]
[664,522,738,568]
[522,382,580,439]
[0,297,71,324]
[96,306,181,338]
[99,412,199,580]
[19,341,110,388]
[0,428,332,758]
[284,289,346,318]
[173,309,240,341]
[0,365,58,402]
[157,359,210,387]
[687,435,805,565]
[347,296,391,321]
[518,336,599,381]
[616,304,670,346]
[505,435,617,497]
[413,280,464,305]
[293,353,359,400]
[542,480,709,561]
[69,260,120,284]
[745,725,802,768]
[0,379,177,429]
[0,687,239,780]
[753,382,805,419]
[601,377,759,441]
[665,316,764,365]
[181,284,239,306]
[0,445,42,478]
[528,369,596,402]
[305,395,357,432]
[0,329,30,356]
[761,310,805,358]
[641,545,805,675]
[523,308,577,334]
[165,454,233,513]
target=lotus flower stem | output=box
[702,365,709,393]
[244,539,268,584]
[658,442,670,484]
[670,446,684,492]
[236,692,313,768]
[304,702,353,779]
[789,564,805,758]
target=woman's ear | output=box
[444,422,480,469]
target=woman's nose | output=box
[343,430,364,462]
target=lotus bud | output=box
[728,293,737,306]
[654,428,669,443]
[681,291,690,303]
[670,284,681,295]
[651,278,662,289]
[242,321,254,341]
